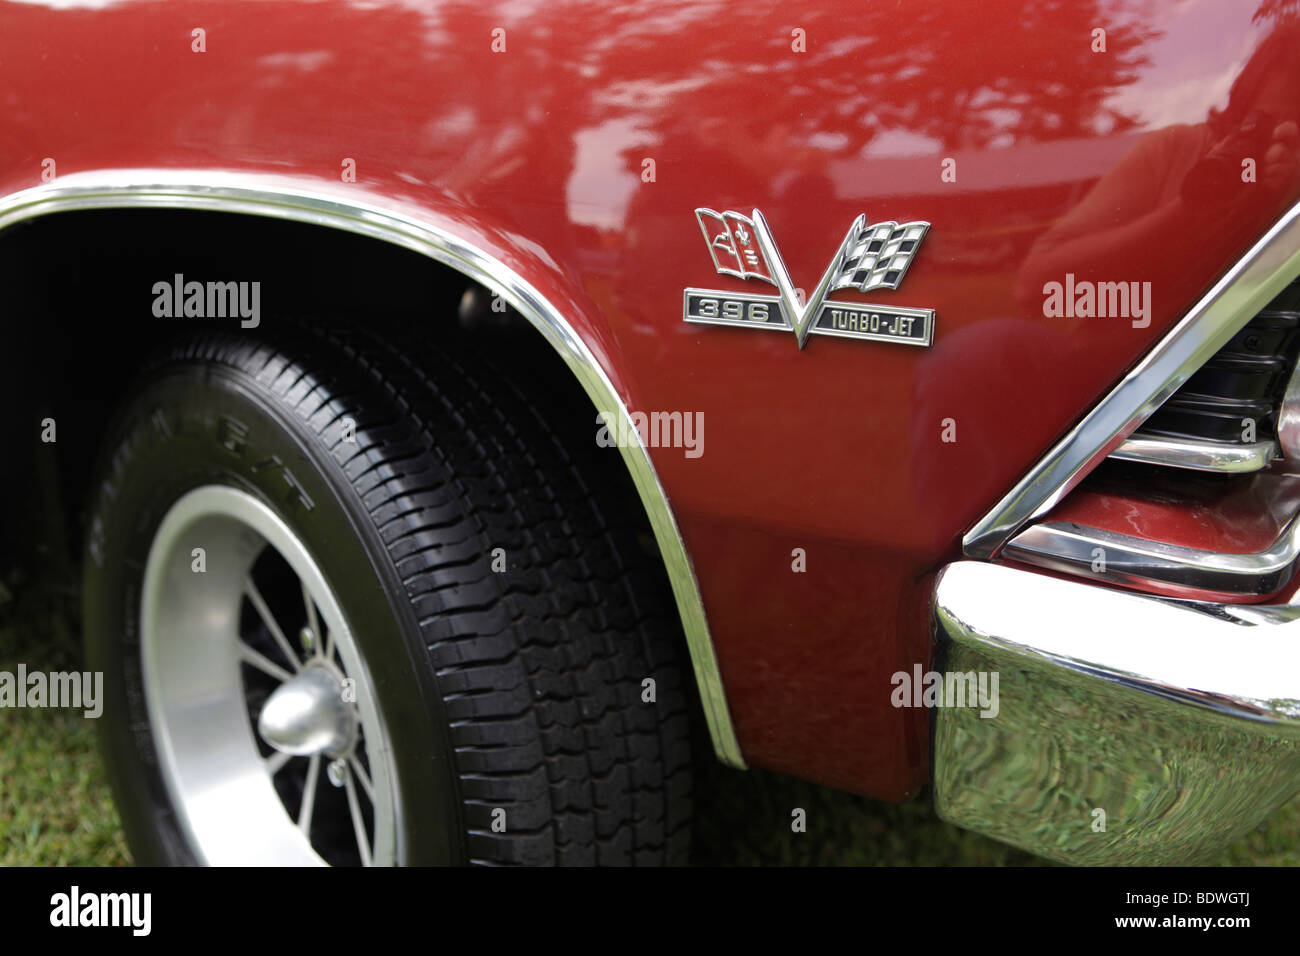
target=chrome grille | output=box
[1111,279,1300,472]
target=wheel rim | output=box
[140,485,398,865]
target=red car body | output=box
[4,0,1300,819]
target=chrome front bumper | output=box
[932,561,1300,865]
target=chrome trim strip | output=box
[1109,432,1278,473]
[1003,518,1300,595]
[1278,356,1300,468]
[933,560,1300,864]
[682,287,793,331]
[0,170,746,769]
[963,198,1300,558]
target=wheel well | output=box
[0,207,643,595]
[0,194,745,770]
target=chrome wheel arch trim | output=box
[0,169,745,769]
[964,197,1300,559]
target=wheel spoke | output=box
[244,576,301,672]
[301,580,322,658]
[238,642,294,683]
[298,754,321,833]
[265,750,294,777]
[140,485,395,866]
[349,756,374,803]
[344,767,372,866]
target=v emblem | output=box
[687,207,935,351]
[750,209,868,349]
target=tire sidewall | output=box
[84,364,465,865]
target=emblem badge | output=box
[685,208,935,348]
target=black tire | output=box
[83,323,693,865]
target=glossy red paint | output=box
[1004,470,1300,603]
[1015,462,1300,604]
[1051,473,1300,559]
[4,0,1300,799]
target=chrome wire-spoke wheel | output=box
[140,485,397,866]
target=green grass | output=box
[0,706,130,866]
[2,570,1298,866]
[692,758,1300,866]
[0,570,131,867]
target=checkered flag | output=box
[829,219,929,293]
